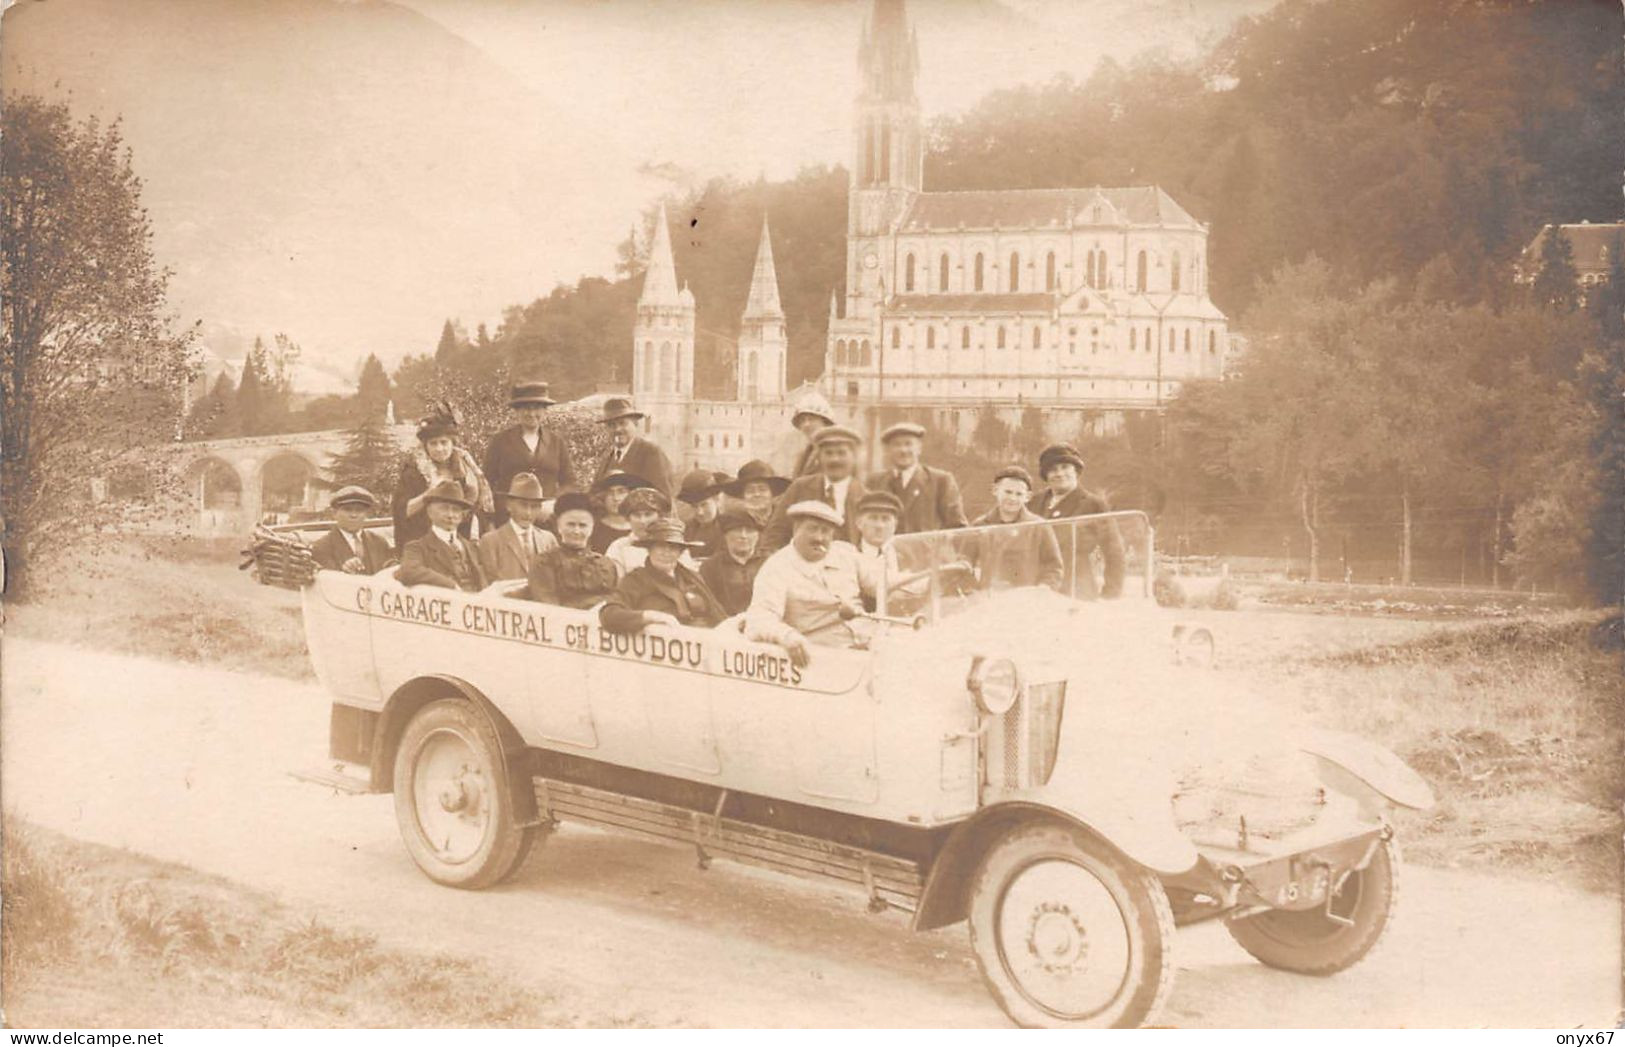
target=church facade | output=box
[637,0,1229,476]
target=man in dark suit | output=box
[763,425,867,551]
[1028,444,1124,599]
[865,421,968,535]
[310,485,395,574]
[397,480,488,591]
[482,381,576,526]
[592,397,675,497]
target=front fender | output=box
[1003,756,1199,875]
[1301,728,1435,810]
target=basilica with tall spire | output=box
[632,0,1230,475]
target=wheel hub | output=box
[413,731,493,864]
[1028,903,1089,974]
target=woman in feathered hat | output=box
[390,400,495,552]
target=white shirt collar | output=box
[521,429,540,451]
[897,464,918,488]
[433,526,458,545]
[827,475,852,504]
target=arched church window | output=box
[997,326,1006,349]
[1130,329,1137,351]
[1096,249,1108,287]
[891,327,900,349]
[860,339,871,365]
[662,342,677,391]
[926,326,936,349]
[836,339,847,366]
[1009,252,1020,292]
[1136,251,1148,293]
[1046,252,1057,291]
[1144,326,1152,351]
[1032,326,1042,349]
[1209,330,1217,354]
[643,341,654,389]
[879,117,892,182]
[905,254,916,292]
[1171,251,1182,293]
[961,326,970,349]
[1184,329,1191,353]
[974,253,985,292]
[940,254,950,292]
[746,352,758,394]
[1086,252,1096,290]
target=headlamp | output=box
[967,657,1021,715]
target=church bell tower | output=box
[847,0,921,309]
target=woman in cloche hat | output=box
[598,517,726,635]
[390,400,494,552]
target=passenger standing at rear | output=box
[392,402,493,551]
[592,397,675,498]
[482,381,574,527]
[790,394,836,478]
[763,426,867,551]
[865,422,968,535]
[527,492,619,608]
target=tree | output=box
[434,319,459,366]
[1,95,194,594]
[356,352,391,421]
[185,371,237,438]
[236,341,267,435]
[325,412,400,501]
[1531,225,1579,312]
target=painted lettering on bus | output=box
[717,647,803,687]
[596,628,705,670]
[460,602,552,645]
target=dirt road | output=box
[3,638,1618,1027]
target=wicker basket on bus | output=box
[241,524,319,589]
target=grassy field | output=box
[0,819,656,1028]
[9,537,1621,892]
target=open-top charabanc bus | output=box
[277,510,1434,1028]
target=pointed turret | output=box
[639,204,682,307]
[742,218,784,321]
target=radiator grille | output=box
[1001,701,1023,789]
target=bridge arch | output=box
[259,451,321,518]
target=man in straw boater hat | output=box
[477,472,559,582]
[1029,443,1124,599]
[526,491,619,609]
[745,500,882,668]
[599,517,727,635]
[762,425,867,552]
[592,396,675,498]
[865,420,968,535]
[310,485,395,574]
[483,381,575,527]
[397,479,488,592]
[720,458,790,531]
[966,464,1063,591]
[789,391,836,478]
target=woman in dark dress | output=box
[391,401,494,552]
[599,518,726,634]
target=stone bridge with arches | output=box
[170,426,416,536]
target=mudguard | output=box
[1001,756,1201,875]
[1300,727,1435,810]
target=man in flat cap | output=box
[866,421,967,535]
[1029,444,1124,598]
[477,472,558,582]
[967,465,1064,591]
[593,397,674,498]
[763,425,868,552]
[746,500,881,668]
[311,486,395,574]
[397,480,488,591]
[483,381,575,527]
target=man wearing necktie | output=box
[762,425,868,552]
[478,472,559,582]
[397,480,488,591]
[865,421,968,535]
[310,485,395,574]
[592,397,675,498]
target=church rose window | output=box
[1009,252,1020,292]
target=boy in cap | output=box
[397,480,488,591]
[746,500,881,668]
[763,425,868,552]
[477,472,559,582]
[866,421,967,535]
[593,397,674,497]
[483,381,574,526]
[311,486,395,574]
[853,489,903,575]
[1029,444,1124,598]
[527,492,620,608]
[698,509,767,616]
[968,465,1064,591]
[599,518,727,634]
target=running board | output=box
[290,762,375,794]
[535,777,924,913]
